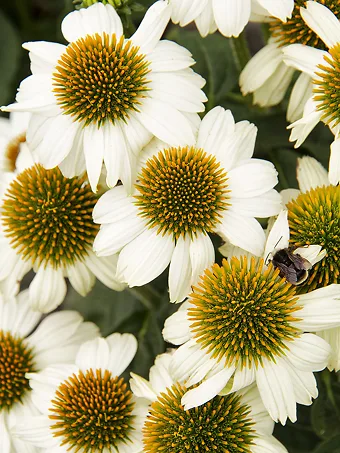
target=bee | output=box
[269,248,312,285]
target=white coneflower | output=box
[130,351,288,453]
[93,106,281,303]
[283,1,340,147]
[240,0,340,122]
[14,334,144,453]
[0,162,125,313]
[163,213,340,424]
[170,0,294,38]
[0,291,99,453]
[0,112,32,173]
[2,1,207,192]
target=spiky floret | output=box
[49,369,135,452]
[53,32,150,127]
[4,132,26,172]
[287,185,340,291]
[134,147,230,240]
[143,382,255,453]
[189,257,301,368]
[270,0,340,49]
[0,331,35,410]
[314,44,340,127]
[1,164,99,268]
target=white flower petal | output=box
[83,124,104,193]
[130,0,171,54]
[283,44,327,78]
[301,1,340,49]
[168,236,192,303]
[284,334,330,371]
[182,367,235,410]
[149,353,174,394]
[212,0,251,38]
[293,244,326,266]
[138,97,195,146]
[281,188,300,206]
[67,260,95,296]
[297,156,329,192]
[329,137,340,185]
[76,337,110,371]
[283,358,318,405]
[29,265,67,313]
[257,0,293,21]
[162,302,192,345]
[318,328,340,371]
[253,64,294,108]
[230,190,282,219]
[263,210,290,261]
[61,2,123,43]
[0,411,12,453]
[23,41,66,73]
[225,365,256,394]
[130,372,157,401]
[195,1,217,37]
[13,415,55,449]
[117,228,174,286]
[256,357,297,424]
[106,333,138,375]
[288,97,323,148]
[170,340,211,382]
[287,73,313,123]
[252,435,288,453]
[149,40,194,72]
[93,186,137,224]
[84,251,126,291]
[218,211,266,256]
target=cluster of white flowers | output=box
[0,0,339,452]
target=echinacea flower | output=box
[283,1,340,146]
[93,106,281,302]
[163,214,340,424]
[2,1,207,192]
[240,0,340,122]
[170,0,294,38]
[14,334,143,453]
[0,162,125,313]
[0,291,99,453]
[0,112,31,173]
[130,351,288,453]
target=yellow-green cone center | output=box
[287,185,340,290]
[53,32,150,127]
[49,369,135,452]
[4,132,26,172]
[270,0,340,49]
[1,164,99,268]
[0,331,35,410]
[143,383,255,453]
[134,146,230,240]
[189,257,301,368]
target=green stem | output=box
[229,32,251,73]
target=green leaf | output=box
[312,435,340,453]
[0,10,21,105]
[166,27,239,110]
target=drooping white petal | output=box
[0,412,11,453]
[293,286,340,331]
[283,44,327,78]
[162,301,192,345]
[282,357,318,405]
[318,328,340,371]
[149,40,195,72]
[287,73,313,123]
[297,156,329,192]
[301,1,340,49]
[252,435,288,453]
[93,186,138,225]
[83,123,104,193]
[218,211,266,256]
[84,251,126,291]
[281,188,300,206]
[182,367,235,410]
[106,333,138,376]
[294,245,326,267]
[229,190,282,219]
[149,353,175,394]
[61,2,123,43]
[189,232,215,286]
[288,97,323,148]
[212,0,251,38]
[168,236,192,303]
[256,357,297,424]
[130,0,171,54]
[130,372,157,401]
[117,228,175,287]
[256,0,293,21]
[252,64,294,108]
[170,340,211,382]
[195,1,218,37]
[225,364,256,394]
[12,415,55,449]
[29,265,67,313]
[240,43,283,95]
[284,334,330,371]
[67,260,95,296]
[76,337,110,371]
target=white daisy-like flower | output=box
[14,334,143,453]
[240,1,340,122]
[0,160,125,313]
[130,351,288,453]
[170,0,294,38]
[0,112,32,173]
[283,1,340,146]
[162,211,340,424]
[0,291,99,453]
[93,106,281,303]
[2,1,207,193]
[278,156,340,371]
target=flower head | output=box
[93,107,281,302]
[2,1,207,192]
[130,352,288,453]
[14,334,142,453]
[0,291,99,452]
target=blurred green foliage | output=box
[0,1,339,451]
